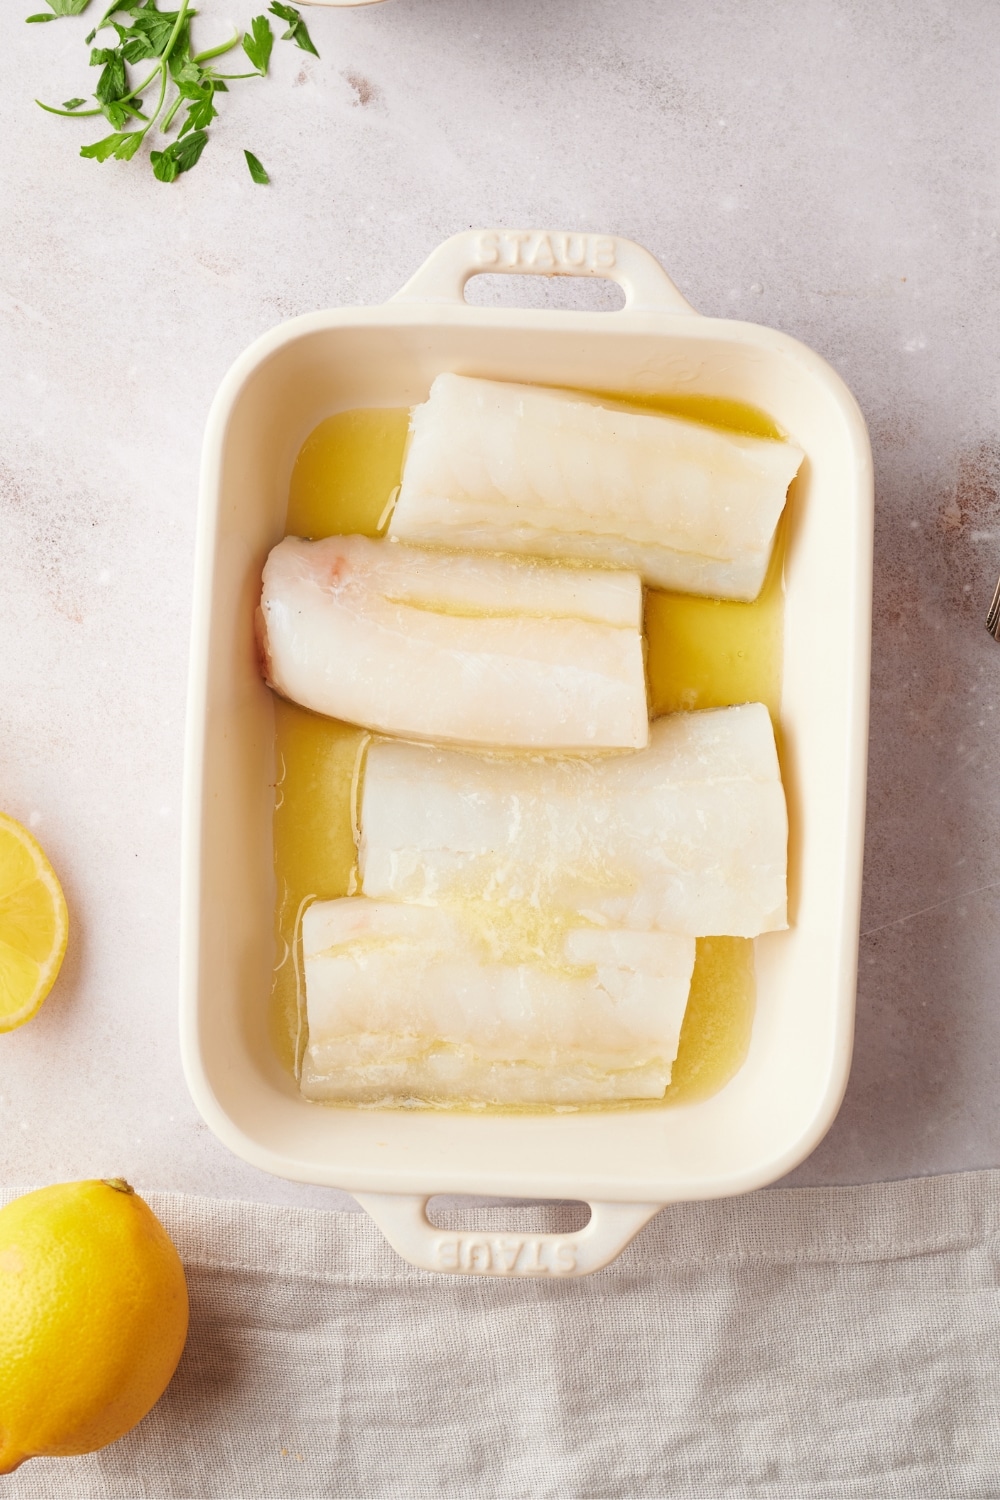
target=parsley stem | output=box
[128,0,191,141]
[160,0,195,74]
[141,54,171,141]
[213,72,263,81]
[102,62,161,113]
[193,33,240,65]
[161,90,184,131]
[36,100,104,118]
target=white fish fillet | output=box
[359,703,787,937]
[258,534,648,750]
[299,897,696,1104]
[391,374,804,601]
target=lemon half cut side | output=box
[0,811,69,1031]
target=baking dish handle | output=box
[353,1192,663,1277]
[390,230,699,315]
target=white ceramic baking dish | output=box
[180,230,873,1277]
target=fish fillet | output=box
[299,897,696,1104]
[359,703,787,937]
[390,374,804,600]
[258,534,648,750]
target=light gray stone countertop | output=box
[1,0,998,1210]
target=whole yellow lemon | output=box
[0,1179,189,1473]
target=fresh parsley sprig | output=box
[26,0,92,21]
[270,1,318,57]
[30,0,320,183]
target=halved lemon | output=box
[0,812,69,1031]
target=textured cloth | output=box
[5,1172,1000,1499]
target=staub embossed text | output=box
[474,231,617,273]
[434,1234,578,1275]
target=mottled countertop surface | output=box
[2,0,998,1210]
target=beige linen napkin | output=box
[4,1172,1000,1500]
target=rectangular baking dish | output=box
[180,230,873,1277]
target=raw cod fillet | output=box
[298,897,696,1104]
[359,703,787,938]
[390,374,804,601]
[258,534,648,750]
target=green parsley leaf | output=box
[178,77,227,98]
[242,15,273,75]
[150,149,178,181]
[291,23,318,58]
[28,0,92,17]
[62,98,87,109]
[170,125,208,170]
[268,2,318,57]
[120,32,157,65]
[166,14,198,83]
[114,129,142,158]
[244,149,269,184]
[83,2,146,46]
[179,82,218,136]
[169,47,201,85]
[150,126,208,181]
[127,5,181,57]
[81,133,118,161]
[100,96,144,128]
[90,46,128,104]
[80,128,141,161]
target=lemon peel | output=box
[0,1179,189,1473]
[0,811,69,1031]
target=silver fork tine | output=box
[987,573,1000,640]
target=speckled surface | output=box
[1,0,998,1210]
